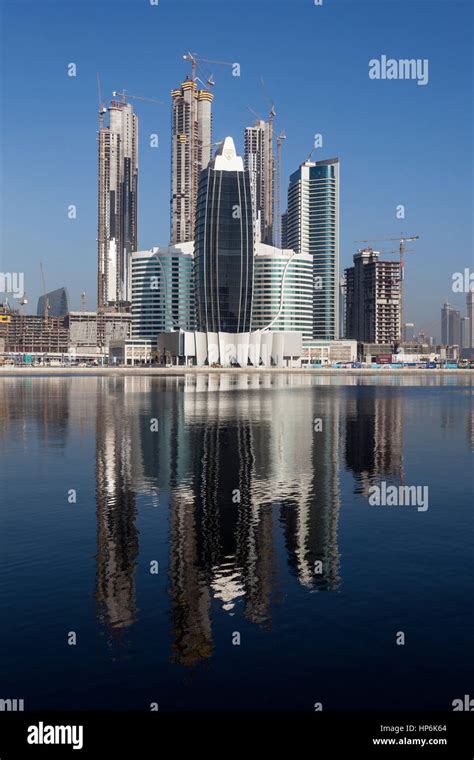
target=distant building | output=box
[252,242,313,343]
[461,316,471,349]
[287,158,340,340]
[345,249,400,344]
[244,119,274,245]
[441,302,461,346]
[131,244,195,341]
[467,291,474,347]
[403,322,415,342]
[37,287,69,318]
[171,78,213,244]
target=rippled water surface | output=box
[1,374,473,710]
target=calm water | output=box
[1,374,473,711]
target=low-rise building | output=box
[0,313,69,354]
[67,311,131,351]
[157,330,303,368]
[303,340,357,365]
[109,338,153,365]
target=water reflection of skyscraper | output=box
[0,377,71,445]
[167,376,342,663]
[93,374,343,666]
[95,378,139,647]
[344,389,404,495]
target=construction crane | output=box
[354,234,420,342]
[19,294,28,317]
[39,263,50,322]
[183,51,235,84]
[97,73,107,129]
[112,90,164,106]
[195,140,224,161]
[276,129,286,247]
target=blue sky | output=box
[1,0,472,339]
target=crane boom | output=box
[112,90,164,105]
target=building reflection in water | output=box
[92,374,408,666]
[0,376,71,447]
[344,389,404,495]
[95,378,140,650]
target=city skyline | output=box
[1,0,472,341]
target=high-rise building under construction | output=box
[170,77,213,243]
[97,99,138,308]
[244,119,274,245]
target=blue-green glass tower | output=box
[287,158,340,341]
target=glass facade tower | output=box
[194,137,254,334]
[287,158,340,341]
[131,244,195,341]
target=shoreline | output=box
[0,366,472,377]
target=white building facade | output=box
[252,242,313,343]
[131,244,195,342]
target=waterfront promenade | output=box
[0,366,471,377]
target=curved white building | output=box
[252,242,313,343]
[131,244,195,341]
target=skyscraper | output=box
[194,136,254,334]
[287,158,340,340]
[98,99,138,309]
[404,322,415,342]
[441,302,461,346]
[171,77,213,244]
[461,317,471,349]
[345,249,400,344]
[467,290,474,348]
[451,309,461,346]
[244,119,274,245]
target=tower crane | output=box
[97,73,107,129]
[183,52,235,84]
[39,263,50,322]
[112,90,164,106]
[19,294,28,317]
[354,234,419,342]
